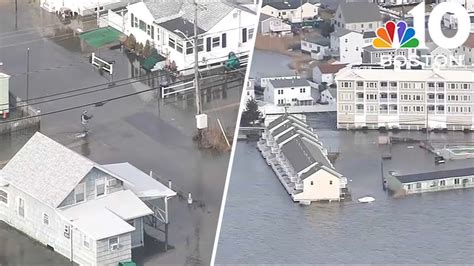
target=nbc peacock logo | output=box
[373,21,419,49]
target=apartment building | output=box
[336,66,474,131]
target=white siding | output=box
[293,169,341,201]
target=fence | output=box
[0,94,40,135]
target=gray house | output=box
[259,13,292,36]
[0,133,176,265]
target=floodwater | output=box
[216,113,474,264]
[0,0,243,265]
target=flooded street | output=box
[0,0,242,264]
[216,113,474,264]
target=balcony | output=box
[356,97,364,103]
[389,86,398,91]
[380,97,388,103]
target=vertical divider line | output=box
[210,1,263,264]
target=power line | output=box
[0,76,244,124]
[0,60,247,113]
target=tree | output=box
[143,40,152,58]
[124,34,136,50]
[320,21,334,38]
[241,98,262,126]
[150,47,159,58]
[136,42,144,56]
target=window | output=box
[278,89,283,95]
[0,190,7,204]
[329,180,333,185]
[64,225,71,239]
[242,28,248,43]
[416,183,422,189]
[83,235,90,249]
[197,38,204,52]
[300,88,306,93]
[248,28,254,40]
[206,37,212,52]
[222,33,227,48]
[139,20,146,32]
[407,184,411,190]
[168,36,176,49]
[310,181,314,185]
[43,213,49,225]
[109,236,119,251]
[212,37,220,48]
[454,178,460,185]
[75,183,85,203]
[186,41,193,55]
[96,177,106,197]
[18,197,25,218]
[150,25,155,39]
[440,180,446,186]
[130,13,134,28]
[176,40,183,53]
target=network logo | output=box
[373,21,419,49]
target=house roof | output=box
[316,63,347,74]
[393,167,474,183]
[60,190,153,240]
[103,163,177,200]
[331,28,358,38]
[338,2,382,23]
[159,17,205,38]
[260,13,274,22]
[269,78,309,88]
[363,31,376,39]
[61,206,135,240]
[263,0,304,10]
[142,0,254,32]
[281,137,315,173]
[2,133,99,208]
[304,36,330,46]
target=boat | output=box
[358,196,375,203]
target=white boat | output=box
[358,196,375,203]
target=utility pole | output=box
[15,0,18,30]
[96,0,100,27]
[193,0,201,116]
[26,48,30,105]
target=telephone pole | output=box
[193,0,201,116]
[26,48,30,105]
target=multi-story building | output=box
[362,46,417,64]
[330,29,365,64]
[336,65,474,131]
[453,33,474,65]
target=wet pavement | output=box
[0,0,244,265]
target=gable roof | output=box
[269,78,309,88]
[338,2,382,23]
[462,33,474,48]
[1,133,128,208]
[143,0,254,32]
[331,28,359,38]
[304,36,330,46]
[316,63,347,74]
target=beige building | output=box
[335,66,474,131]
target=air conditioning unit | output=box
[110,243,119,251]
[107,179,118,187]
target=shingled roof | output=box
[338,2,382,23]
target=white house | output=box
[313,63,347,85]
[333,1,382,33]
[258,13,292,36]
[266,78,314,106]
[301,36,330,57]
[261,0,320,23]
[330,29,364,64]
[40,0,131,16]
[257,114,349,204]
[453,33,474,65]
[0,133,176,266]
[108,0,257,73]
[0,72,9,117]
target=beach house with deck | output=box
[0,133,176,265]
